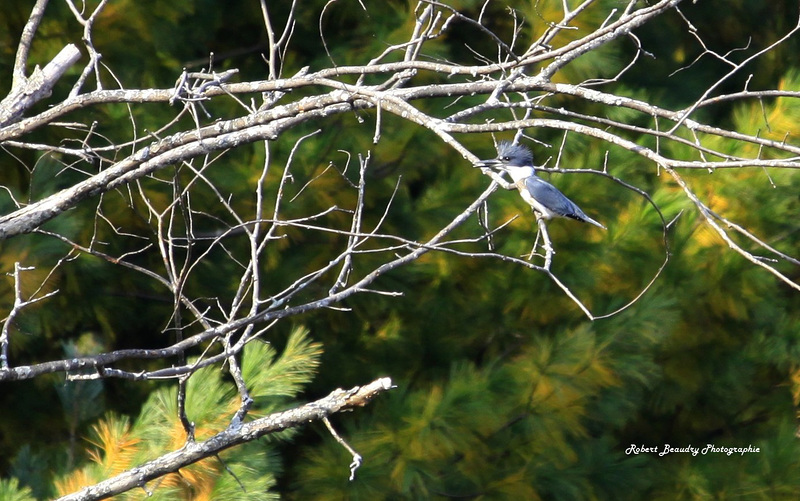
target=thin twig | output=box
[322,417,363,481]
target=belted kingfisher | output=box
[477,141,606,230]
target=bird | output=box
[477,141,606,230]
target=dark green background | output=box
[1,0,799,499]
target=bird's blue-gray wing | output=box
[524,176,605,228]
[525,176,584,218]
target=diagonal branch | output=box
[10,0,50,89]
[56,378,394,501]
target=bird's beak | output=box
[475,158,503,170]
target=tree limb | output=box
[56,378,394,501]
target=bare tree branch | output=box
[2,0,799,496]
[55,378,394,501]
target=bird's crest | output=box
[496,141,533,166]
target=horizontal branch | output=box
[1,182,498,382]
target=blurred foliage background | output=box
[1,0,799,499]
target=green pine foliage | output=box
[291,301,673,499]
[50,327,319,499]
[0,477,36,501]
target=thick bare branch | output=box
[10,0,50,89]
[56,378,394,501]
[0,44,82,127]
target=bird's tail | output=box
[581,214,606,230]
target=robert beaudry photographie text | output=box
[626,444,760,457]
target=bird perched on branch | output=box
[477,141,606,230]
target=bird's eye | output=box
[502,156,510,161]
